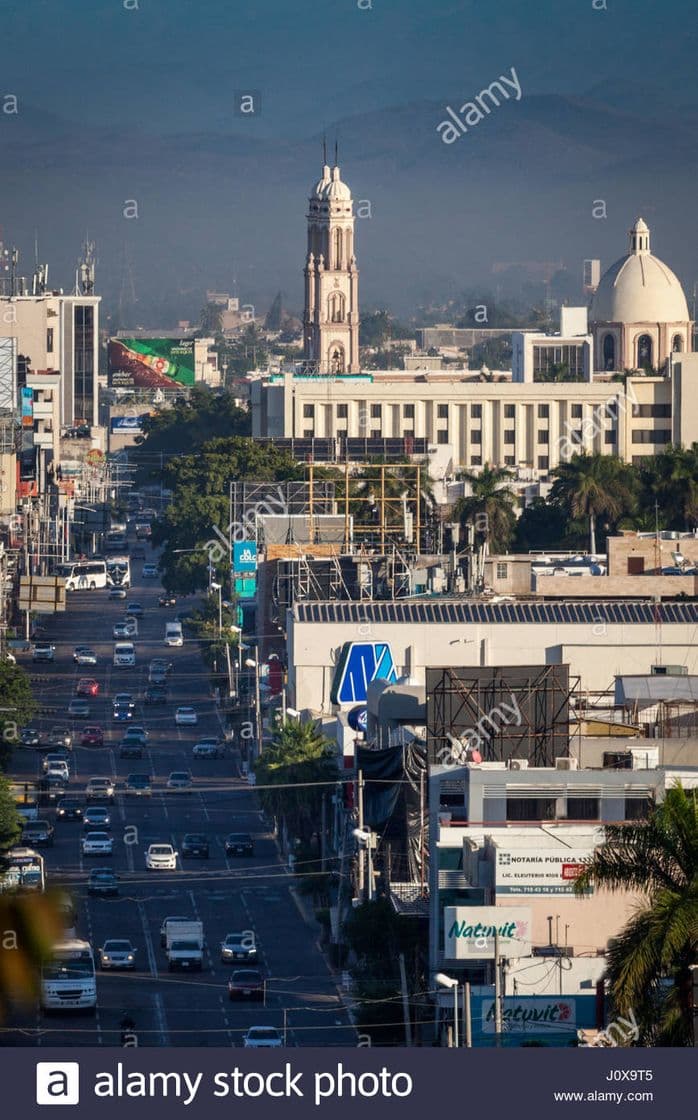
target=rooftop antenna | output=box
[322,133,327,165]
[334,137,338,166]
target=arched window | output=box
[333,228,343,269]
[345,228,353,262]
[637,334,653,369]
[328,292,345,323]
[602,333,615,371]
[329,345,345,374]
[672,333,683,352]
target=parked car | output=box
[56,798,83,821]
[81,831,114,856]
[228,969,265,1001]
[76,677,99,697]
[86,777,115,801]
[175,707,197,726]
[225,832,254,857]
[83,806,111,829]
[167,771,193,793]
[32,642,55,663]
[22,819,54,847]
[220,932,257,964]
[242,1027,282,1048]
[98,939,137,970]
[181,833,209,858]
[125,773,152,796]
[192,737,222,759]
[81,725,104,747]
[87,868,119,897]
[68,698,90,718]
[145,843,177,870]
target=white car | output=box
[73,646,97,666]
[146,843,178,870]
[243,1027,283,1048]
[108,587,127,600]
[113,620,136,639]
[98,939,137,970]
[81,831,114,856]
[192,737,222,759]
[175,707,197,726]
[86,777,115,800]
[46,763,70,782]
[166,771,193,793]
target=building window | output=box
[496,562,508,579]
[437,429,449,444]
[437,403,449,419]
[567,797,600,821]
[537,404,549,419]
[571,404,583,418]
[403,429,414,439]
[74,304,95,424]
[46,327,54,353]
[537,430,549,443]
[504,404,515,419]
[470,456,482,466]
[370,404,382,418]
[471,430,482,444]
[602,333,615,370]
[637,334,653,369]
[506,797,557,822]
[303,403,315,418]
[336,403,348,418]
[672,334,684,352]
[336,429,347,439]
[633,403,671,418]
[625,796,653,821]
[632,429,671,444]
[471,404,482,418]
[403,403,415,418]
[604,430,616,444]
[370,429,381,439]
[504,430,515,444]
[303,429,314,438]
[627,556,645,575]
[532,343,585,379]
[537,455,549,470]
[504,455,515,465]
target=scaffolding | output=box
[426,664,579,768]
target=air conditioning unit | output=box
[555,757,579,770]
[508,759,528,771]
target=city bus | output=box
[41,939,97,1012]
[106,555,131,589]
[56,559,108,591]
[11,780,39,821]
[0,847,45,892]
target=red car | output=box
[81,725,104,747]
[76,678,99,697]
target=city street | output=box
[4,545,355,1048]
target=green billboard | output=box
[108,338,196,390]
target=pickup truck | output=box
[165,920,204,972]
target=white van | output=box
[165,622,183,647]
[113,642,136,668]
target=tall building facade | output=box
[303,160,360,374]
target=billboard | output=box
[110,414,149,434]
[330,641,398,705]
[233,541,257,573]
[478,996,577,1035]
[444,906,531,959]
[495,847,595,896]
[0,336,16,411]
[108,338,195,390]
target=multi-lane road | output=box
[4,544,354,1048]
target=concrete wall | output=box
[534,573,698,597]
[607,531,698,576]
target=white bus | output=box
[56,559,108,591]
[11,780,39,821]
[41,939,96,1012]
[0,847,45,893]
[106,555,131,589]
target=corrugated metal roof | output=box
[294,600,698,626]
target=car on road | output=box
[108,587,127,600]
[145,843,178,870]
[175,707,197,726]
[43,751,70,774]
[22,819,54,847]
[76,677,99,697]
[48,726,72,750]
[148,668,168,687]
[113,693,135,709]
[86,777,115,801]
[158,593,176,607]
[149,658,173,674]
[73,646,97,666]
[225,832,254,857]
[68,698,90,718]
[119,741,144,759]
[98,939,137,970]
[56,798,83,821]
[145,684,168,705]
[125,602,144,618]
[125,773,151,795]
[192,736,222,759]
[46,761,70,782]
[126,725,149,743]
[32,642,55,663]
[112,702,133,723]
[130,544,146,560]
[181,833,209,858]
[83,806,111,829]
[242,1027,282,1048]
[159,916,191,948]
[87,868,119,897]
[39,775,66,806]
[220,932,257,964]
[166,771,193,793]
[81,831,114,856]
[228,969,265,1001]
[81,725,104,747]
[19,727,41,748]
[113,621,136,640]
[142,563,158,578]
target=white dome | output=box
[322,165,351,201]
[590,218,689,324]
[310,163,331,200]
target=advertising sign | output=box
[20,385,33,427]
[108,338,195,389]
[348,705,368,734]
[444,906,531,959]
[110,414,149,433]
[330,642,398,705]
[234,576,256,600]
[479,997,577,1034]
[495,847,595,895]
[233,541,257,573]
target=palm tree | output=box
[255,720,339,846]
[574,785,698,1046]
[550,453,636,553]
[639,445,698,531]
[453,464,517,554]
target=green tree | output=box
[0,661,36,766]
[638,445,698,532]
[454,464,517,553]
[513,498,569,552]
[469,337,513,371]
[574,786,698,1046]
[0,773,22,852]
[198,302,224,336]
[254,720,339,846]
[550,453,637,553]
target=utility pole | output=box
[463,980,472,1048]
[398,953,412,1047]
[357,769,365,896]
[494,931,503,1047]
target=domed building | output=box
[590,218,692,372]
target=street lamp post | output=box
[245,652,262,759]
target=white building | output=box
[512,307,593,383]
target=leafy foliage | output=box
[454,464,517,553]
[254,720,339,846]
[550,453,637,553]
[0,661,36,766]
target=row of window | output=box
[302,402,609,421]
[439,794,652,823]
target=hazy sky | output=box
[2,0,697,137]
